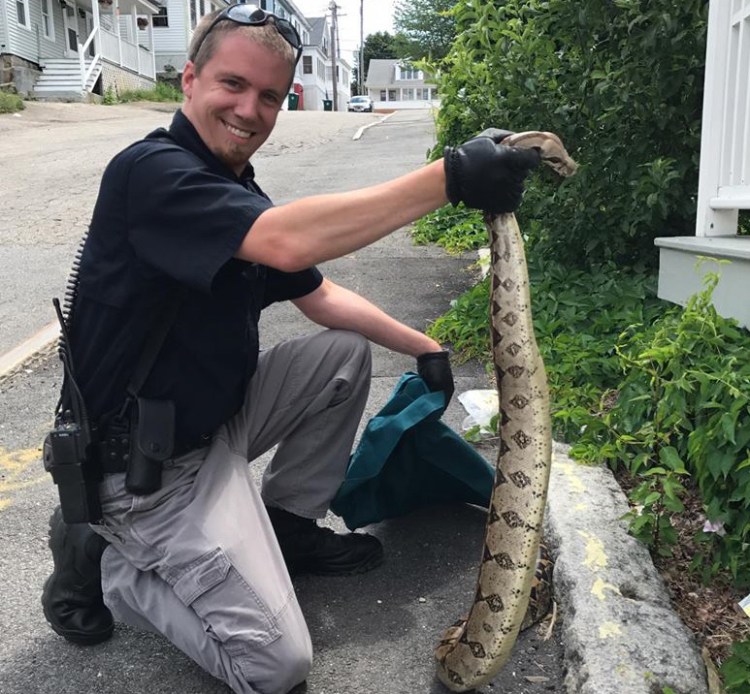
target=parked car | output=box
[347,95,374,112]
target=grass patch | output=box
[0,91,25,114]
[104,81,183,105]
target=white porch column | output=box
[92,0,100,55]
[695,0,738,236]
[115,0,122,65]
[131,5,140,73]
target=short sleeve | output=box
[263,266,324,308]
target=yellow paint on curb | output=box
[591,577,621,601]
[557,462,586,494]
[599,622,622,639]
[578,530,608,570]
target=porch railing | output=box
[99,27,154,79]
[78,25,101,90]
[695,0,750,236]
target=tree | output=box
[393,0,457,61]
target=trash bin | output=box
[323,99,333,111]
[287,93,299,111]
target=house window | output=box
[402,87,414,101]
[41,0,55,40]
[153,5,168,28]
[398,66,422,80]
[380,89,386,101]
[388,89,398,101]
[16,0,30,28]
[302,55,312,74]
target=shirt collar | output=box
[166,109,256,184]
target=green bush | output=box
[572,269,750,585]
[0,91,25,114]
[426,255,670,440]
[411,205,486,253]
[431,0,708,269]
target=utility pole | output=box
[359,0,364,95]
[329,0,338,111]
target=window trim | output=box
[16,0,31,30]
[41,0,55,40]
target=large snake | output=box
[435,131,578,691]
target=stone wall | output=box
[0,54,41,96]
[101,63,155,96]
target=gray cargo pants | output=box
[93,330,372,694]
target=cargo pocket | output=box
[169,547,282,653]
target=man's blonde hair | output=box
[189,9,296,75]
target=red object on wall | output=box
[293,83,304,110]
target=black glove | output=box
[443,128,541,213]
[417,350,455,408]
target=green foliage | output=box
[411,205,487,253]
[572,269,750,585]
[103,81,183,105]
[427,256,669,441]
[428,276,491,363]
[0,91,25,114]
[393,0,457,61]
[721,639,750,692]
[432,0,708,269]
[430,253,750,584]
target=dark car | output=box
[347,95,374,112]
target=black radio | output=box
[43,415,102,524]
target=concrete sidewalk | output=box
[0,107,709,693]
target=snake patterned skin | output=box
[434,132,577,691]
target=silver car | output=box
[347,95,374,112]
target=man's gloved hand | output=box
[444,128,541,213]
[417,350,455,408]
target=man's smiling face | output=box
[181,32,292,174]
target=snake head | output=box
[503,131,578,178]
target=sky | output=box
[293,0,397,65]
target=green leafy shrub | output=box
[431,0,708,269]
[721,639,750,692]
[411,205,486,253]
[427,257,669,440]
[0,91,25,114]
[572,270,750,584]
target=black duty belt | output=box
[96,434,131,473]
[95,432,212,473]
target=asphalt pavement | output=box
[0,105,709,693]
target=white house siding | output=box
[4,0,53,63]
[151,0,226,73]
[1,0,70,93]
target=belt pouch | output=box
[125,397,175,495]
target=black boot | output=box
[266,506,384,577]
[41,506,114,645]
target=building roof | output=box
[365,59,435,88]
[307,16,328,47]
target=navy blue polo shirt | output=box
[69,110,323,449]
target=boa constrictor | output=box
[435,131,578,691]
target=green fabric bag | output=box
[330,373,495,530]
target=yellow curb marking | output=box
[557,462,586,494]
[599,622,622,639]
[591,576,621,601]
[0,446,47,511]
[578,530,608,570]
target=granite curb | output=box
[545,441,709,693]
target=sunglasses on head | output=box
[191,3,303,66]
